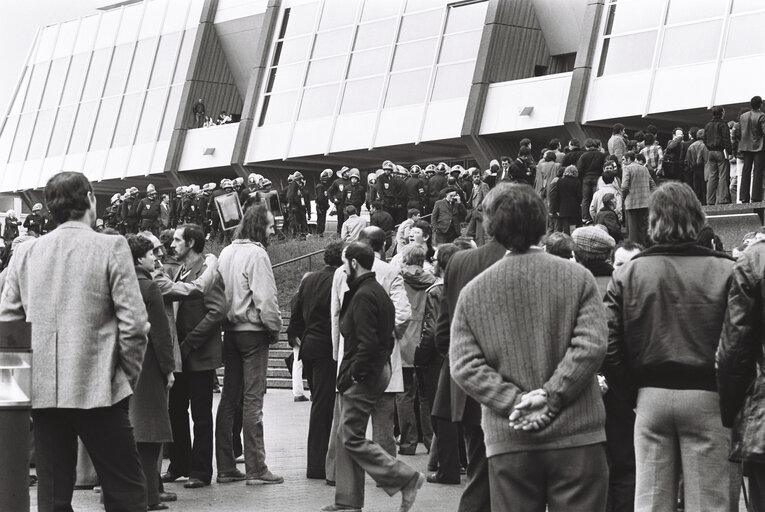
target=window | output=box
[89,96,120,150]
[10,68,30,115]
[139,0,165,39]
[398,10,442,42]
[405,0,445,14]
[103,44,133,97]
[666,0,726,24]
[149,32,181,88]
[48,105,75,156]
[112,93,142,147]
[384,69,430,108]
[81,49,110,101]
[306,57,345,86]
[439,31,483,64]
[279,4,319,39]
[354,18,396,50]
[126,39,156,93]
[319,0,359,30]
[597,30,658,76]
[348,47,389,78]
[361,0,402,21]
[9,113,35,162]
[732,0,765,13]
[258,91,298,126]
[272,36,312,66]
[159,85,182,140]
[35,25,59,63]
[659,20,722,67]
[341,76,383,113]
[298,84,340,119]
[116,4,143,45]
[0,116,19,163]
[431,61,474,101]
[40,58,68,109]
[28,109,55,160]
[392,38,438,71]
[163,0,189,34]
[61,54,89,105]
[312,27,354,59]
[74,15,99,54]
[726,13,765,58]
[68,101,98,153]
[53,20,79,60]
[135,88,166,144]
[95,10,122,49]
[22,63,49,113]
[444,1,487,34]
[604,0,663,36]
[267,63,305,92]
[172,29,197,84]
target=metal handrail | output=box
[270,212,434,269]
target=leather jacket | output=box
[717,239,765,462]
[603,243,734,405]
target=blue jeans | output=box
[215,331,270,477]
[634,388,730,512]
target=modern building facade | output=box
[0,0,761,211]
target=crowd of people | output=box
[4,97,765,512]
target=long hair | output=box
[648,182,705,244]
[234,204,271,246]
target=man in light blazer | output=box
[0,171,150,511]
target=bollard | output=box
[0,321,32,512]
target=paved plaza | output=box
[30,389,466,512]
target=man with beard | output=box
[321,241,423,512]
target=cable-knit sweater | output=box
[450,250,607,457]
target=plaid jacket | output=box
[621,162,656,210]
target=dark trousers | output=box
[685,166,707,205]
[432,417,461,483]
[488,444,609,512]
[137,443,161,506]
[747,462,765,512]
[396,367,433,453]
[167,370,214,483]
[582,174,600,222]
[740,151,765,202]
[304,357,337,479]
[316,208,327,235]
[555,216,580,235]
[625,208,649,246]
[335,363,418,509]
[603,391,636,512]
[335,205,345,234]
[290,208,308,236]
[32,399,147,512]
[460,423,491,512]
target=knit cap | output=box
[572,226,615,262]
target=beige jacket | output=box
[0,222,149,409]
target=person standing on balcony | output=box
[214,205,285,486]
[738,96,765,203]
[704,106,733,205]
[192,99,205,128]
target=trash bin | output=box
[0,320,31,511]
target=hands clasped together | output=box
[508,389,555,432]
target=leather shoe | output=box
[398,447,416,456]
[159,491,177,502]
[217,469,247,483]
[160,472,186,483]
[148,504,169,511]
[183,478,208,488]
[426,473,460,485]
[320,504,361,511]
[399,472,425,512]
